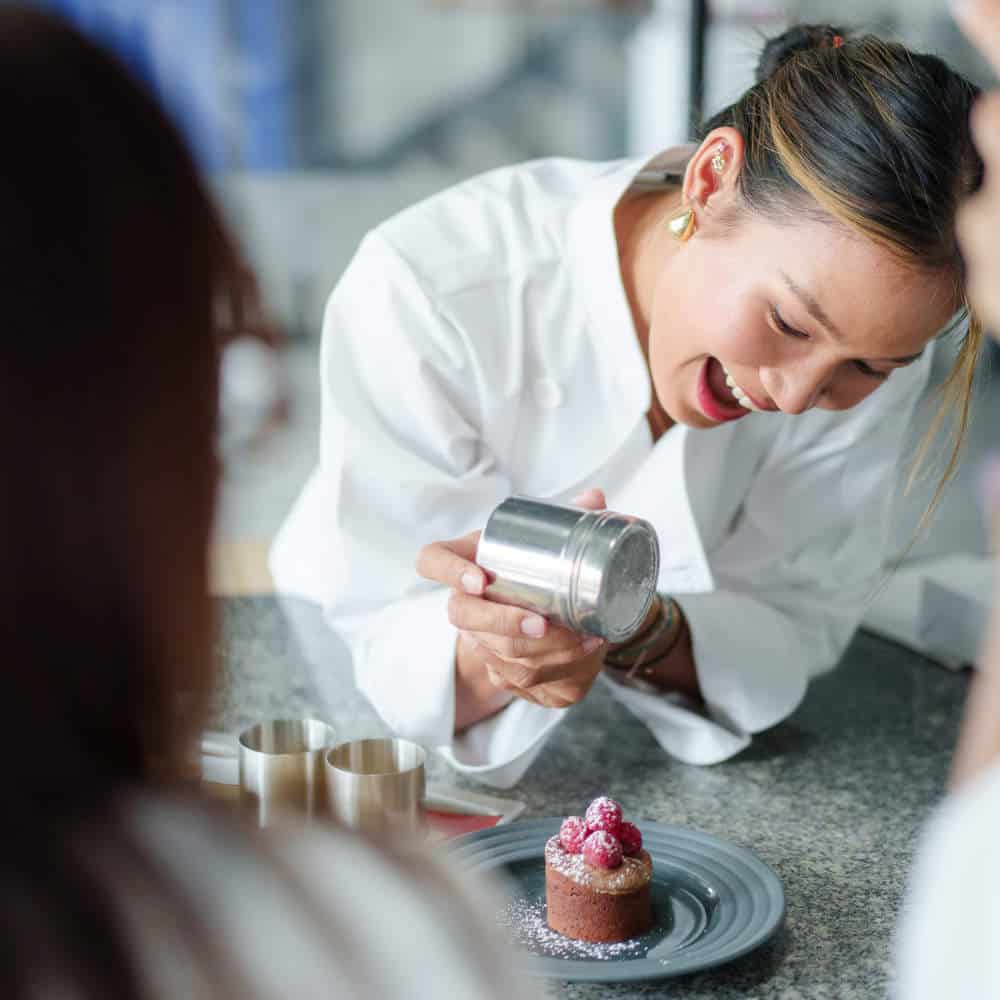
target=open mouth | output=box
[697,358,751,423]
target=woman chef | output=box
[272,25,984,787]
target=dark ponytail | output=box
[755,23,848,82]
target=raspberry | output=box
[619,821,642,856]
[582,830,623,869]
[559,816,588,854]
[585,796,623,836]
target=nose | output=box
[759,363,829,416]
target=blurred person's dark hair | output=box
[0,6,265,995]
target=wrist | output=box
[603,597,693,695]
[454,633,514,732]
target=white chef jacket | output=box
[270,155,934,788]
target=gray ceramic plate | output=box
[449,818,784,983]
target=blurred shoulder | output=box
[123,796,533,1000]
[371,157,617,299]
[896,758,1000,999]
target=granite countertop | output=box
[213,595,970,1000]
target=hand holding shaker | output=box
[475,495,660,643]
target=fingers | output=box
[459,617,603,662]
[418,493,608,596]
[483,660,577,708]
[447,591,548,639]
[571,488,607,510]
[416,531,485,594]
[485,663,545,705]
[467,633,605,687]
[468,631,603,665]
[953,0,1000,78]
[485,660,598,709]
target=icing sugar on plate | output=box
[498,897,646,961]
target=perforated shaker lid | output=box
[570,514,659,642]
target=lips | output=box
[697,358,749,423]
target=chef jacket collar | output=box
[566,154,663,439]
[567,153,716,597]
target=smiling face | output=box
[630,131,961,430]
[649,216,958,428]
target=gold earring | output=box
[668,207,696,242]
[712,144,726,174]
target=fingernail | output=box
[582,636,604,654]
[521,615,546,637]
[462,570,484,595]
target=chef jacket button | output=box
[533,377,564,410]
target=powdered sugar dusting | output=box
[498,897,646,961]
[545,836,650,892]
[585,796,623,835]
[582,829,623,869]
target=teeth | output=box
[721,363,763,412]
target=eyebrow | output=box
[780,271,843,341]
[779,270,924,366]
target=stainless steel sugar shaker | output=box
[475,495,660,643]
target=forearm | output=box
[645,612,699,698]
[454,632,515,733]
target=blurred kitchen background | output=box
[22,0,997,657]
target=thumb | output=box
[570,488,607,510]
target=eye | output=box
[770,305,809,340]
[853,361,890,381]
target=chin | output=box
[659,395,715,430]
[682,412,719,430]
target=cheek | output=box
[715,324,777,368]
[823,373,884,411]
[705,300,781,372]
[650,285,773,369]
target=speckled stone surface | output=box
[215,596,970,999]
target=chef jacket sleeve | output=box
[270,231,565,787]
[606,361,932,765]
